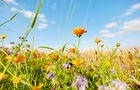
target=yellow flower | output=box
[13,75,23,86]
[72,58,83,66]
[69,48,76,53]
[32,83,44,90]
[0,72,9,81]
[105,60,111,67]
[116,42,120,47]
[100,43,104,48]
[5,56,17,61]
[94,37,102,44]
[72,27,87,37]
[43,64,53,71]
[1,34,6,39]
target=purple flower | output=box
[73,75,88,90]
[98,85,114,90]
[112,80,129,90]
[62,63,72,69]
[46,72,55,80]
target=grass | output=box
[0,0,140,90]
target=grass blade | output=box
[39,46,54,50]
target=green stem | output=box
[78,37,80,49]
[110,47,118,60]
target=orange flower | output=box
[69,48,76,53]
[13,75,23,86]
[72,58,83,66]
[14,54,24,63]
[72,27,87,37]
[0,73,9,81]
[1,34,6,39]
[53,54,59,60]
[94,37,102,44]
[32,83,44,90]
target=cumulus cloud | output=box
[100,18,140,38]
[122,18,140,32]
[3,0,18,5]
[102,33,116,38]
[10,7,48,29]
[105,22,117,28]
[125,3,140,16]
[113,3,140,19]
[10,7,18,12]
[100,29,116,38]
[38,23,48,29]
[100,30,110,34]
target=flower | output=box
[72,27,87,37]
[105,60,111,67]
[14,54,24,63]
[13,75,23,86]
[46,72,55,80]
[1,34,6,39]
[72,58,83,66]
[5,56,17,61]
[62,63,72,69]
[98,85,114,90]
[43,64,53,71]
[73,75,88,90]
[116,42,120,47]
[94,37,102,44]
[112,80,129,90]
[52,54,59,60]
[32,83,44,90]
[100,43,104,48]
[0,73,9,81]
[69,48,76,53]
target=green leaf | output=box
[31,0,44,28]
[10,12,19,20]
[60,43,67,54]
[0,12,19,27]
[38,46,54,50]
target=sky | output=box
[0,0,140,50]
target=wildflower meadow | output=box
[0,0,140,90]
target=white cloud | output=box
[10,7,47,23]
[100,29,116,38]
[125,3,140,16]
[38,23,48,29]
[10,7,18,12]
[100,30,110,33]
[101,18,140,38]
[122,18,140,32]
[113,3,140,19]
[105,22,117,28]
[21,10,35,18]
[102,33,116,38]
[10,7,48,29]
[39,14,47,22]
[3,0,18,5]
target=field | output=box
[0,0,140,90]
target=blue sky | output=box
[0,0,140,50]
